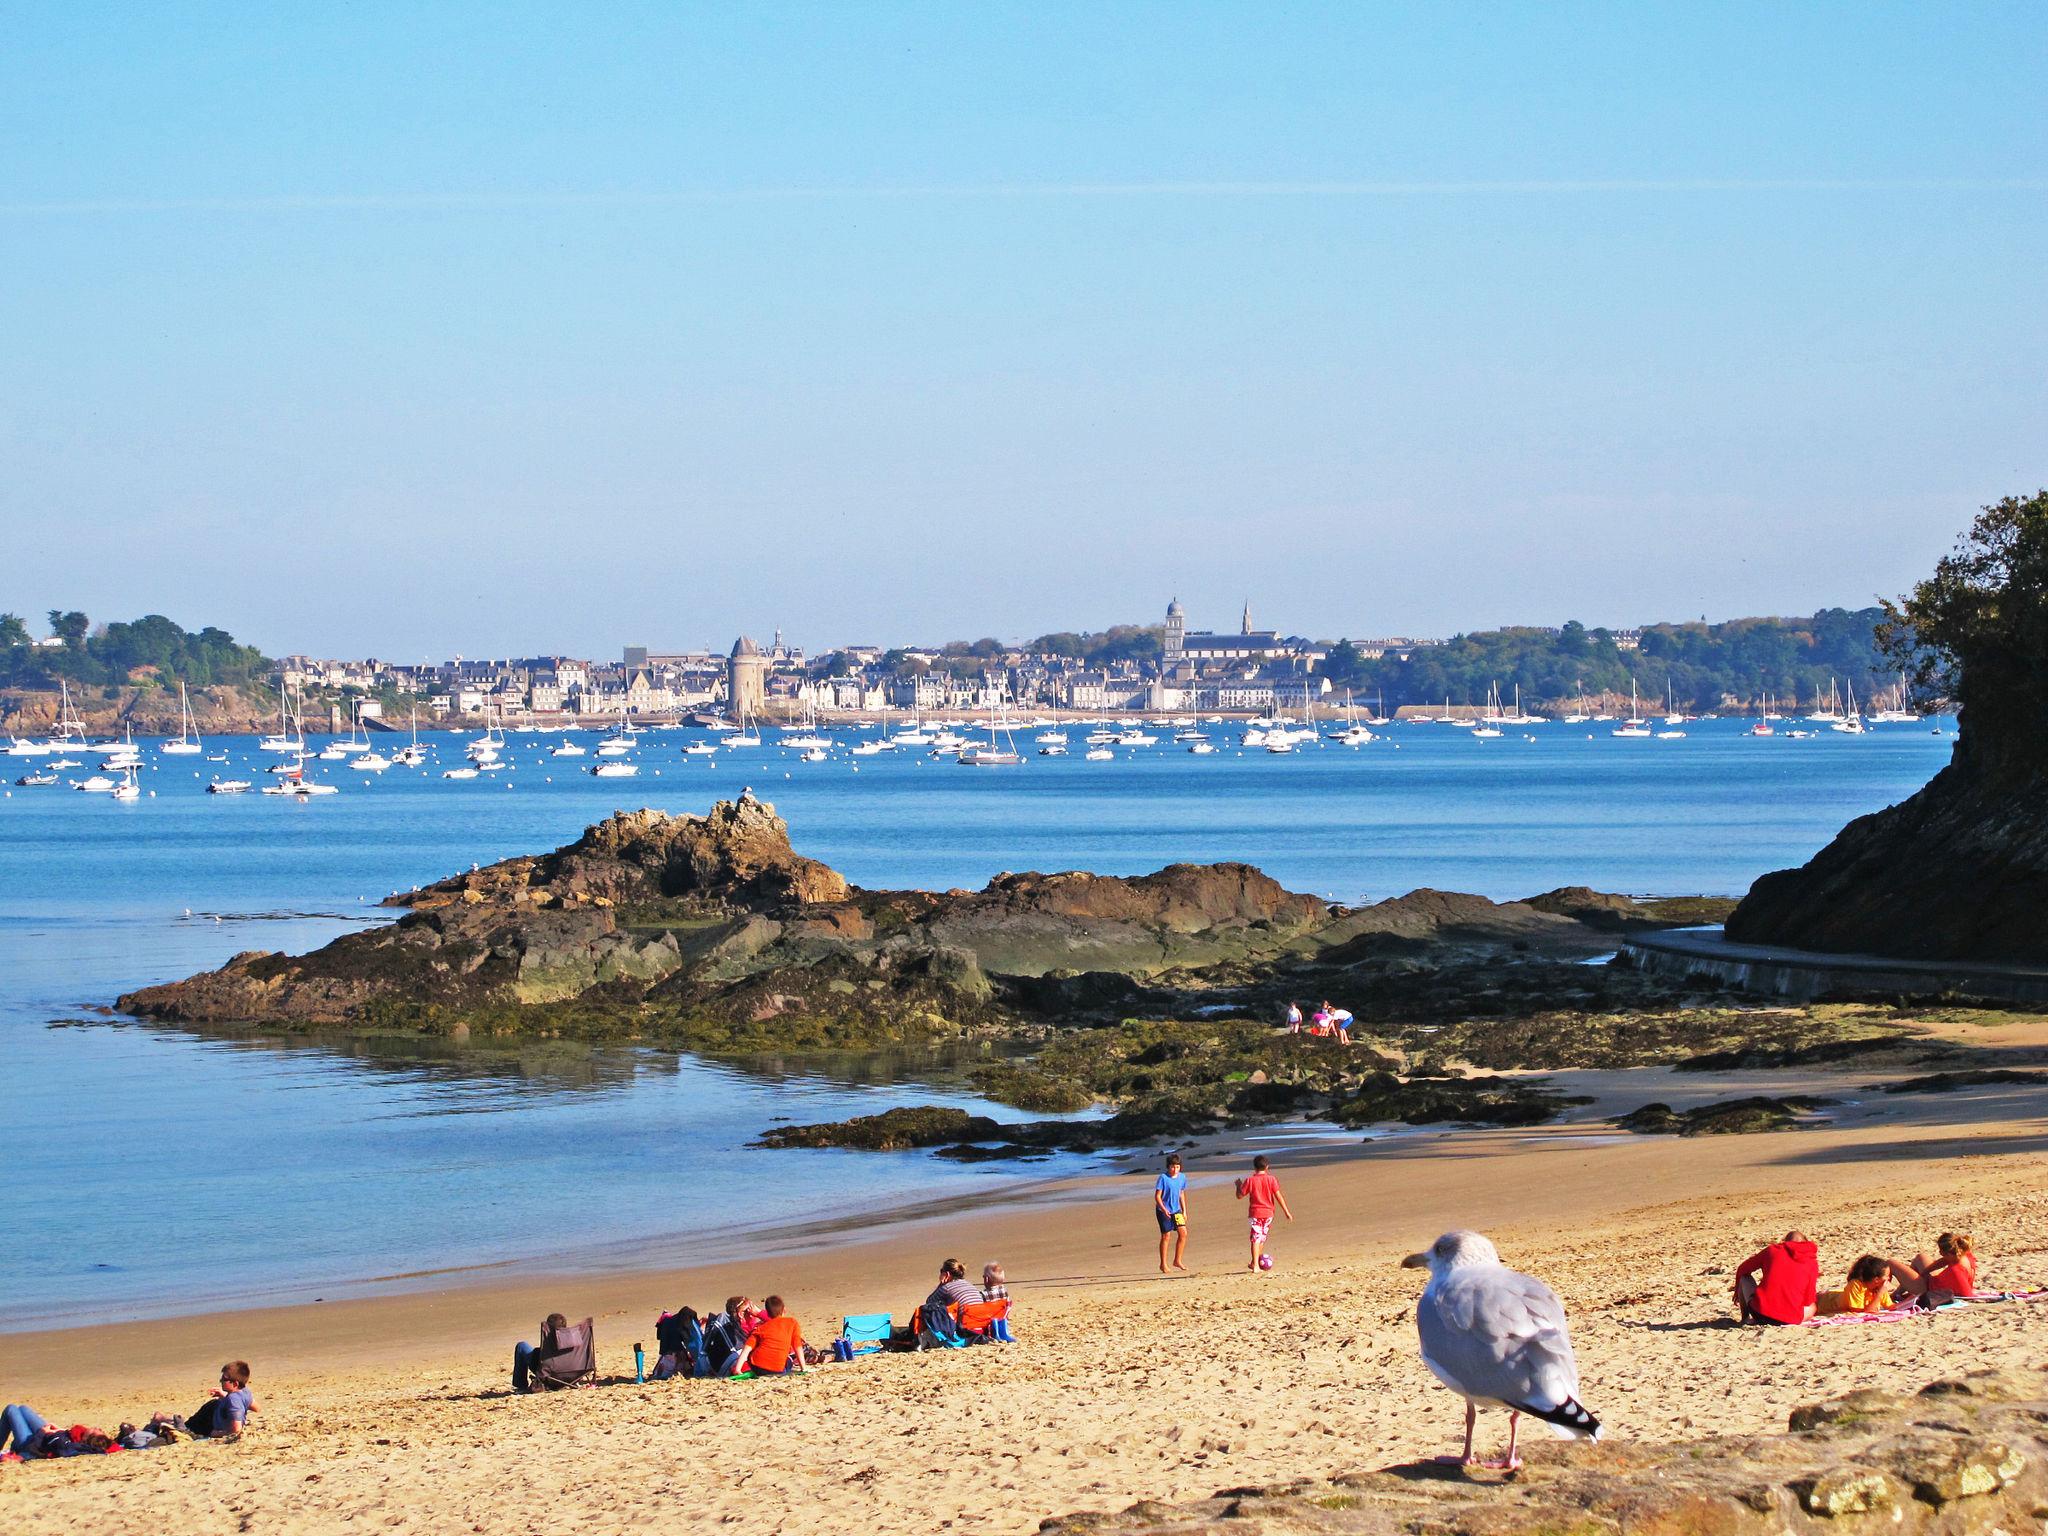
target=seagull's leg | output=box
[1436,1401,1476,1466]
[1480,1411,1523,1471]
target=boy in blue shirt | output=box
[1154,1154,1190,1273]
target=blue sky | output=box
[1,3,2041,659]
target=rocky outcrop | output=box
[1729,751,2048,964]
[116,800,1352,1048]
[1040,1367,2048,1535]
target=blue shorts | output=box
[1156,1208,1185,1235]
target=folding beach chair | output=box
[533,1317,597,1390]
[955,1299,1014,1343]
[834,1312,893,1362]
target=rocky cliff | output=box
[1040,1367,2048,1535]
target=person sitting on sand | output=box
[1234,1154,1292,1272]
[0,1406,117,1459]
[1155,1153,1190,1273]
[703,1297,753,1376]
[1733,1231,1819,1325]
[133,1360,258,1443]
[1885,1232,1979,1307]
[917,1259,984,1345]
[981,1262,1009,1303]
[1817,1255,1897,1315]
[513,1316,574,1394]
[742,1295,807,1375]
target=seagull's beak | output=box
[1400,1252,1428,1270]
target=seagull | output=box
[1402,1230,1600,1470]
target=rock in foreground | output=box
[1040,1367,2047,1534]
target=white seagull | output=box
[1402,1230,1600,1470]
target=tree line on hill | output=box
[1320,608,1905,713]
[0,611,272,694]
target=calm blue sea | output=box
[0,719,1953,1328]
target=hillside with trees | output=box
[1320,608,1899,713]
[0,611,272,694]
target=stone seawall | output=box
[1624,927,2048,1005]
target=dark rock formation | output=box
[116,800,1346,1052]
[1615,1095,1835,1135]
[1039,1366,2048,1535]
[1728,745,2048,963]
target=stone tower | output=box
[728,636,767,719]
[1164,596,1186,658]
[1241,599,1254,636]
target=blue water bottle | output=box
[634,1343,645,1384]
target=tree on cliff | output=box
[46,609,89,649]
[1879,489,2048,777]
[0,613,28,650]
[1728,490,2048,963]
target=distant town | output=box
[275,600,1650,721]
[2,597,1903,730]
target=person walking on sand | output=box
[1235,1154,1292,1272]
[1155,1153,1190,1273]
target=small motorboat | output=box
[442,766,480,780]
[15,770,57,786]
[207,779,253,794]
[590,761,638,777]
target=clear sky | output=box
[1,3,2041,661]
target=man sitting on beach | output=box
[742,1295,807,1375]
[704,1297,753,1376]
[1733,1231,1819,1325]
[1234,1155,1292,1272]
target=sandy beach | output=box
[3,1013,2044,1536]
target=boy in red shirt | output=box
[744,1295,806,1375]
[1234,1154,1293,1272]
[1734,1231,1819,1325]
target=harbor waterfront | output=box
[0,718,1951,1330]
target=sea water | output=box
[0,719,1952,1327]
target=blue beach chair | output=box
[834,1312,893,1362]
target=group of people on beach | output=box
[1156,1151,1296,1274]
[1733,1230,1981,1325]
[2,1361,254,1461]
[1283,1000,1353,1043]
[513,1258,1015,1391]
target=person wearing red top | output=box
[1233,1154,1293,1273]
[743,1295,806,1375]
[1886,1231,1979,1307]
[1734,1231,1819,1325]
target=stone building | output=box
[727,636,768,718]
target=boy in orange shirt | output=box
[744,1296,807,1375]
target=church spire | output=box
[1241,598,1253,636]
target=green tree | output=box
[0,613,28,649]
[1879,489,2048,774]
[47,609,89,648]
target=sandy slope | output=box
[2,1063,2045,1534]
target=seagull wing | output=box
[1419,1266,1581,1414]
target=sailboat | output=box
[160,683,203,755]
[959,698,1022,766]
[259,682,306,754]
[1561,690,1590,726]
[110,765,142,801]
[1748,692,1776,736]
[1471,682,1505,738]
[1611,681,1651,737]
[1830,680,1867,734]
[392,709,428,767]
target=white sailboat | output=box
[160,683,203,755]
[393,709,428,767]
[110,765,142,801]
[1611,681,1651,737]
[1830,680,1867,734]
[259,681,306,754]
[959,698,1022,766]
